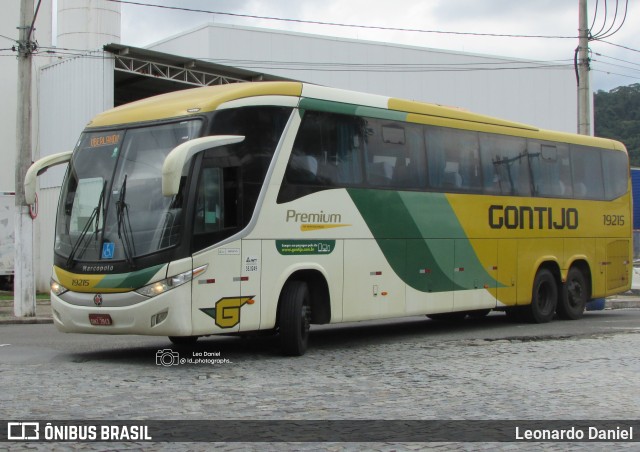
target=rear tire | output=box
[278,281,311,356]
[521,268,558,323]
[557,267,588,320]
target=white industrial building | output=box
[1,1,583,291]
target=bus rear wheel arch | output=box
[557,264,590,320]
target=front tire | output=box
[521,268,558,323]
[278,281,311,356]
[557,267,588,320]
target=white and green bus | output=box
[26,82,632,355]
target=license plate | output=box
[89,313,113,326]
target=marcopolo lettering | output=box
[489,205,578,230]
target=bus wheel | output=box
[169,336,199,346]
[557,267,588,320]
[279,281,311,356]
[523,268,557,323]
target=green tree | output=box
[594,83,640,166]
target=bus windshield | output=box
[55,120,202,265]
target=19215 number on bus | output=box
[603,215,625,226]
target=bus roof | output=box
[86,81,624,150]
[87,82,304,128]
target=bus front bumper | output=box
[50,283,193,336]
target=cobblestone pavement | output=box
[1,315,640,451]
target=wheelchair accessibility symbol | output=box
[102,242,115,259]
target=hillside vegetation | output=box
[594,83,640,166]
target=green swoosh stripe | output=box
[347,188,502,292]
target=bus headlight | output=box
[51,278,68,296]
[136,265,208,298]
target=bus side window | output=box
[528,142,571,198]
[364,119,426,189]
[479,133,530,196]
[278,111,363,203]
[571,145,605,200]
[602,149,629,199]
[426,126,481,192]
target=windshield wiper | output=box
[66,180,107,268]
[116,175,137,269]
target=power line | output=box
[27,0,43,42]
[594,39,640,54]
[589,0,609,38]
[106,0,578,40]
[592,67,640,81]
[591,58,640,74]
[0,33,15,43]
[591,0,629,41]
[594,52,640,68]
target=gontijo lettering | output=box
[489,205,578,230]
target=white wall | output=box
[149,23,578,133]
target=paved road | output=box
[2,310,640,451]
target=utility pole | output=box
[14,0,36,317]
[577,0,591,135]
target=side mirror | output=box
[24,151,73,204]
[162,135,245,196]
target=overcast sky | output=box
[118,0,640,93]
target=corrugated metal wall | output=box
[38,52,114,188]
[149,23,579,133]
[34,53,114,290]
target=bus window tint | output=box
[425,126,481,192]
[479,133,530,196]
[602,150,629,199]
[279,111,364,202]
[194,167,223,234]
[528,142,571,198]
[207,106,292,219]
[364,119,427,189]
[571,145,605,200]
